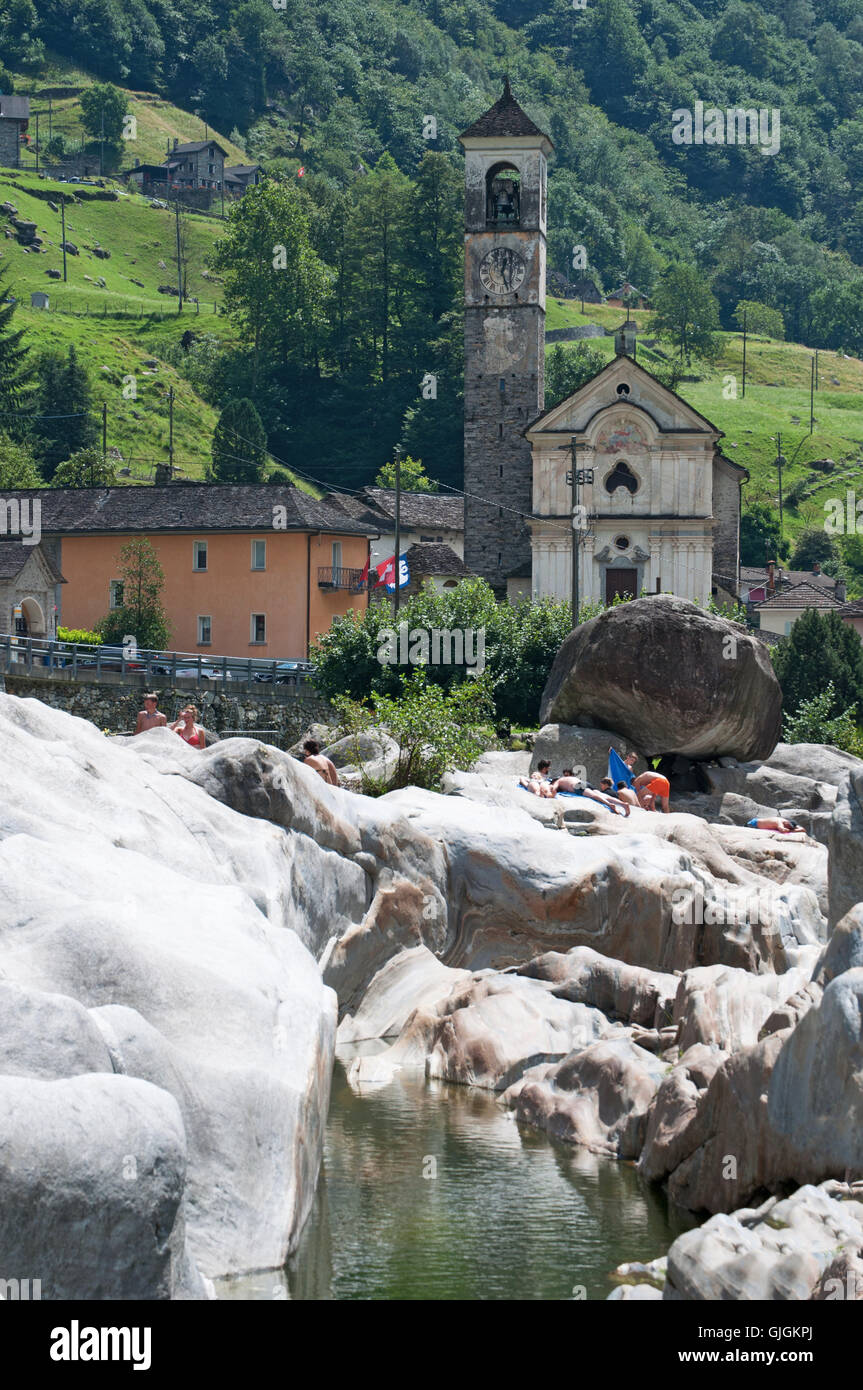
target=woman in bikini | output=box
[170,705,206,749]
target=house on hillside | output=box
[740,562,845,604]
[0,93,29,170]
[606,281,651,309]
[0,540,65,639]
[126,161,169,193]
[225,164,262,196]
[754,580,845,637]
[4,485,379,658]
[326,487,465,570]
[546,270,604,303]
[162,139,226,192]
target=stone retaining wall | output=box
[3,674,335,748]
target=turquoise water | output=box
[216,1057,695,1301]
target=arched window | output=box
[486,163,520,226]
[605,460,639,496]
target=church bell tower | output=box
[459,79,553,592]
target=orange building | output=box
[22,484,378,658]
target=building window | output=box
[614,535,630,550]
[193,540,208,571]
[605,461,639,496]
[198,615,212,645]
[251,613,266,644]
[109,580,124,609]
[251,539,266,570]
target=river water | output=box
[216,1055,697,1301]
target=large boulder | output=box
[828,763,863,928]
[539,595,782,762]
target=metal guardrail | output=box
[317,565,366,592]
[0,634,315,693]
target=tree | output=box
[740,502,790,565]
[789,528,839,571]
[783,682,862,756]
[733,300,785,339]
[375,455,437,492]
[31,346,98,479]
[210,398,267,483]
[52,447,117,488]
[0,431,42,488]
[79,83,128,147]
[98,539,170,651]
[772,610,863,721]
[210,181,330,386]
[544,343,606,410]
[653,264,720,364]
[0,259,33,419]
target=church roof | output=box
[525,353,723,437]
[0,540,65,583]
[459,79,553,145]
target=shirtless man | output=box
[747,816,804,834]
[553,770,631,816]
[135,693,167,735]
[634,770,671,813]
[303,738,340,786]
[615,780,639,808]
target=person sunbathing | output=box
[520,759,555,797]
[746,816,805,833]
[552,770,630,815]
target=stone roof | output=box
[755,580,844,611]
[405,543,471,577]
[167,141,227,156]
[0,485,379,536]
[838,597,863,618]
[225,165,260,177]
[0,540,65,583]
[459,79,553,145]
[323,491,386,528]
[741,565,839,591]
[361,488,464,531]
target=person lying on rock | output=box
[135,693,167,735]
[302,739,340,786]
[552,771,630,816]
[634,770,671,813]
[519,759,556,797]
[615,781,640,808]
[746,816,805,834]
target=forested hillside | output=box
[2,0,862,492]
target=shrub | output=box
[332,669,494,793]
[783,683,863,756]
[57,627,101,645]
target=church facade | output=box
[459,84,746,605]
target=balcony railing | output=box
[318,565,366,592]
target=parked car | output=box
[76,645,146,672]
[151,661,233,681]
[253,660,313,685]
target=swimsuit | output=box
[178,727,201,747]
[643,774,670,799]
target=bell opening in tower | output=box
[486,164,520,226]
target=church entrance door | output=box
[605,569,637,604]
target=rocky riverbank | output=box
[1,681,861,1299]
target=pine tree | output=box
[0,261,34,425]
[32,346,98,479]
[210,398,268,483]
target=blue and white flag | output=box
[384,554,410,591]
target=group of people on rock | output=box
[134,694,206,748]
[520,748,671,815]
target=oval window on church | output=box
[614,535,630,550]
[605,460,639,495]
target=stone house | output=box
[225,164,262,195]
[162,139,226,192]
[326,488,465,570]
[0,93,29,169]
[606,281,651,309]
[0,541,65,638]
[755,580,845,637]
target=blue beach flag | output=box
[608,746,634,788]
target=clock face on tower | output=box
[479,246,526,295]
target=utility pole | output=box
[48,94,52,143]
[741,308,747,399]
[174,201,183,312]
[102,402,107,466]
[776,432,786,539]
[60,195,67,282]
[34,110,39,171]
[569,440,594,629]
[100,104,104,177]
[393,448,402,620]
[168,387,174,477]
[810,356,815,434]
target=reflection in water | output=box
[215,1059,696,1301]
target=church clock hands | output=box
[479,246,526,295]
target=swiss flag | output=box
[297,166,306,177]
